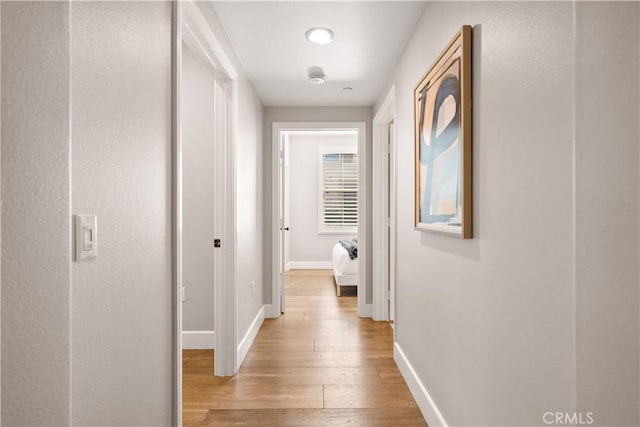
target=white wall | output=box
[71,2,173,425]
[263,107,373,303]
[0,6,2,422]
[0,1,264,424]
[574,2,639,424]
[1,3,71,425]
[197,2,265,343]
[181,42,216,333]
[376,1,574,425]
[288,133,357,265]
[374,1,639,426]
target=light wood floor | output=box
[182,269,426,426]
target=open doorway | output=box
[271,123,367,318]
[173,2,239,425]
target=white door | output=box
[388,122,396,325]
[278,131,287,313]
[179,1,239,382]
[284,138,291,273]
[181,41,217,343]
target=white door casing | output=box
[279,131,287,312]
[372,86,396,322]
[389,122,396,326]
[270,122,368,318]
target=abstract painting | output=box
[414,26,472,238]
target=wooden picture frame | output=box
[414,25,472,238]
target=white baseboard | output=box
[394,342,448,427]
[288,261,333,270]
[237,305,266,368]
[182,330,215,349]
[358,303,373,318]
[264,303,279,318]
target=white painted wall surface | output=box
[1,3,71,425]
[181,42,216,333]
[264,107,373,303]
[288,133,357,264]
[1,5,3,422]
[374,2,576,425]
[575,2,639,425]
[197,2,265,344]
[71,2,173,425]
[0,0,263,423]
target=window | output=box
[318,146,358,234]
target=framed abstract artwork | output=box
[414,25,472,238]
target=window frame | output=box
[317,145,359,235]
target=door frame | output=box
[372,86,396,321]
[270,122,368,318]
[173,1,239,424]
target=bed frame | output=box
[333,271,357,297]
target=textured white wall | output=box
[181,42,216,332]
[374,2,576,425]
[375,1,640,425]
[1,4,3,422]
[263,107,373,303]
[71,2,173,425]
[1,1,263,424]
[197,2,265,342]
[575,2,639,425]
[1,3,71,425]
[288,133,357,263]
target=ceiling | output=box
[212,1,426,107]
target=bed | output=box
[332,239,358,296]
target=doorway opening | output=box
[173,1,238,425]
[271,123,368,319]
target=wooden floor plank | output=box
[376,363,407,384]
[240,350,396,368]
[232,365,381,385]
[183,384,323,410]
[182,410,209,427]
[200,408,428,426]
[183,269,425,426]
[323,384,418,409]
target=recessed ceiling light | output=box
[305,27,334,45]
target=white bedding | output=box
[332,243,358,294]
[332,243,358,276]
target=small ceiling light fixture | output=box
[342,86,353,92]
[308,66,326,85]
[305,27,334,45]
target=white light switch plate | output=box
[74,214,98,261]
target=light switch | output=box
[75,214,97,261]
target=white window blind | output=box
[319,148,358,233]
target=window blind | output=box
[321,152,358,227]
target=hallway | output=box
[182,270,426,426]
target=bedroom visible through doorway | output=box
[286,130,358,298]
[271,123,367,318]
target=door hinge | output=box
[386,289,391,300]
[385,144,391,153]
[384,217,391,227]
